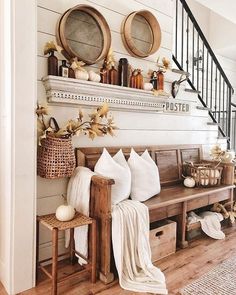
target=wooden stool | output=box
[36,212,97,295]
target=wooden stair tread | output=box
[207,122,220,126]
[185,88,201,94]
[196,106,211,111]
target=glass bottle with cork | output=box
[59,60,69,78]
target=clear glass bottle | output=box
[59,60,69,78]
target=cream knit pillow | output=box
[128,149,161,201]
[94,148,131,204]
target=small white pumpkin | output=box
[143,82,153,91]
[74,69,89,81]
[184,177,195,188]
[88,70,101,82]
[208,169,220,185]
[56,203,75,222]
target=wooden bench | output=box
[76,144,235,284]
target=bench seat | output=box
[145,184,234,222]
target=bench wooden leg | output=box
[52,228,58,295]
[177,201,188,249]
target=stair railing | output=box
[173,0,234,148]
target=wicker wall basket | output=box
[37,136,76,179]
[183,163,223,187]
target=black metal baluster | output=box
[181,5,184,67]
[186,16,189,73]
[215,69,218,120]
[206,51,209,106]
[228,87,232,147]
[201,42,205,103]
[226,86,229,137]
[218,75,221,125]
[222,82,225,133]
[197,34,199,91]
[175,0,178,58]
[192,26,195,85]
[210,58,213,111]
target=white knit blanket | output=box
[188,211,225,239]
[112,200,167,294]
[66,167,167,293]
[65,166,95,264]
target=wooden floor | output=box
[1,226,236,295]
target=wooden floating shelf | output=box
[42,75,192,114]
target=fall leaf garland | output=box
[36,103,117,144]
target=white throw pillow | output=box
[128,149,161,202]
[94,148,131,205]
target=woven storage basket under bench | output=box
[150,220,177,262]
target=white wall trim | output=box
[0,0,37,294]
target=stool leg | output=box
[52,228,58,295]
[91,220,97,284]
[69,228,76,264]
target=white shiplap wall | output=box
[37,0,224,260]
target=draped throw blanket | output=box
[188,211,225,239]
[66,167,167,293]
[112,200,167,294]
[65,166,95,264]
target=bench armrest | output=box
[91,175,115,186]
[89,174,115,282]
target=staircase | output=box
[173,0,234,149]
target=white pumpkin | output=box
[75,69,89,81]
[208,169,220,185]
[184,177,195,188]
[56,204,75,222]
[89,70,101,82]
[143,82,153,91]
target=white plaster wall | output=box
[37,0,224,261]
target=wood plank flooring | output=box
[1,226,236,295]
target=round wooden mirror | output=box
[57,5,111,65]
[121,10,161,58]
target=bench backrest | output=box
[76,144,202,186]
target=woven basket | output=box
[37,135,76,179]
[183,163,223,187]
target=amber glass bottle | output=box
[157,71,164,90]
[48,51,58,76]
[129,70,136,88]
[135,69,143,89]
[109,66,118,85]
[68,66,75,78]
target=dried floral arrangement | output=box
[156,57,171,73]
[210,145,235,163]
[36,103,117,144]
